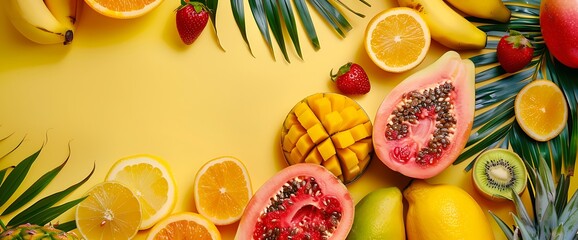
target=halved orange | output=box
[194,156,252,225]
[515,79,568,142]
[75,181,142,240]
[364,7,431,73]
[146,212,221,240]
[84,0,164,19]
[106,154,177,230]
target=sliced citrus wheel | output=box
[515,79,568,142]
[105,154,177,230]
[146,212,221,240]
[194,156,252,225]
[84,0,164,19]
[76,181,142,240]
[364,7,431,73]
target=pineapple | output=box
[0,223,79,240]
[453,0,578,239]
[490,156,578,240]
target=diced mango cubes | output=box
[349,123,370,141]
[281,93,374,184]
[322,111,343,134]
[331,131,355,148]
[317,138,336,161]
[304,149,323,165]
[309,97,332,121]
[336,148,359,170]
[339,106,359,131]
[323,155,342,177]
[297,108,321,129]
[307,123,329,144]
[296,134,315,156]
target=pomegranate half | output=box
[373,51,475,179]
[235,163,354,240]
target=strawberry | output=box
[496,30,534,73]
[330,62,371,95]
[176,1,209,45]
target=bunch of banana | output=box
[4,0,81,45]
[398,0,511,50]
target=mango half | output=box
[281,93,373,184]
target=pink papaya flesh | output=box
[235,163,354,240]
[373,51,475,179]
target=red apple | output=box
[540,0,578,68]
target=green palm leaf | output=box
[0,133,94,231]
[225,0,367,61]
[460,1,578,238]
[457,0,577,180]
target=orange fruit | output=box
[515,79,568,142]
[106,154,177,230]
[84,0,164,19]
[75,181,142,240]
[146,212,221,240]
[364,7,431,73]
[194,156,252,225]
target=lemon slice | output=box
[194,156,252,225]
[364,7,431,73]
[105,154,177,230]
[76,181,142,240]
[515,79,568,142]
[146,212,222,240]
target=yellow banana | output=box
[445,0,511,23]
[398,0,487,50]
[45,0,82,29]
[4,0,74,45]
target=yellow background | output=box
[0,0,576,239]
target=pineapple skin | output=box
[0,223,79,240]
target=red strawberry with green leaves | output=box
[176,1,209,45]
[330,62,371,95]
[497,30,535,73]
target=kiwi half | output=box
[472,148,528,201]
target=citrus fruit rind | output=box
[146,212,221,240]
[364,7,431,73]
[194,156,253,225]
[84,0,164,19]
[514,79,568,142]
[105,154,177,230]
[75,181,142,240]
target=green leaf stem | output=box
[0,149,41,207]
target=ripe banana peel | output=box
[398,0,487,50]
[4,0,80,45]
[445,0,511,23]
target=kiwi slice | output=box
[472,148,528,201]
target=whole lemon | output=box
[347,187,405,240]
[404,180,494,240]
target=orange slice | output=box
[106,154,177,230]
[146,212,221,240]
[515,79,568,142]
[364,7,431,73]
[84,0,164,19]
[194,156,252,225]
[75,181,142,240]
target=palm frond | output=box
[457,0,577,181]
[460,1,578,238]
[220,0,367,62]
[0,133,94,232]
